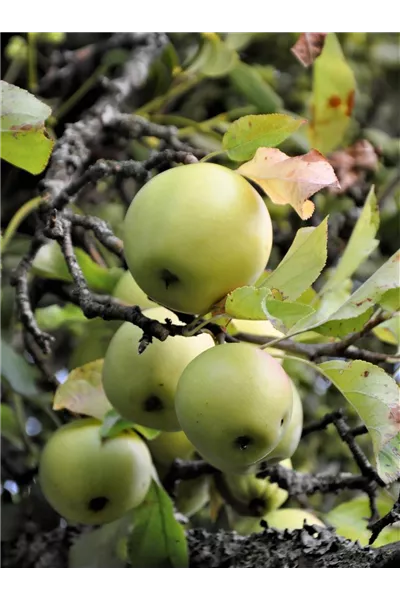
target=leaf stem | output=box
[1,196,46,254]
[53,64,109,122]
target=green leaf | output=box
[229,61,283,113]
[225,33,257,51]
[100,409,160,441]
[373,315,400,346]
[69,515,130,567]
[127,481,188,568]
[32,240,123,293]
[326,495,400,548]
[189,34,238,78]
[53,359,112,420]
[1,338,39,398]
[225,286,271,320]
[309,33,356,153]
[380,288,400,312]
[223,113,305,162]
[35,304,86,331]
[1,404,24,450]
[259,219,328,301]
[319,360,400,483]
[0,81,54,174]
[263,300,315,332]
[321,187,380,294]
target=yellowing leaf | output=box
[238,148,339,219]
[291,33,327,67]
[223,113,305,162]
[53,359,112,420]
[373,316,400,346]
[1,81,54,174]
[320,360,400,483]
[309,33,356,153]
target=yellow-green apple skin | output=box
[175,477,210,517]
[102,307,214,431]
[113,271,157,309]
[231,318,284,362]
[262,380,303,464]
[233,508,324,535]
[221,459,291,515]
[39,419,152,525]
[148,430,196,467]
[123,163,273,315]
[175,343,293,473]
[264,508,324,531]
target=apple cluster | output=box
[39,164,318,532]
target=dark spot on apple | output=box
[234,435,253,451]
[363,370,370,377]
[143,395,163,412]
[281,418,284,426]
[249,497,266,515]
[88,496,109,512]
[160,269,180,289]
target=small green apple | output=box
[220,458,291,515]
[102,306,214,431]
[175,343,293,473]
[123,163,273,315]
[262,380,303,464]
[232,508,324,535]
[148,430,196,467]
[263,508,325,531]
[175,477,210,517]
[113,271,157,309]
[39,419,152,525]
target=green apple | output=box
[231,318,284,362]
[175,477,210,517]
[113,271,157,309]
[39,419,152,525]
[123,163,273,315]
[262,380,303,464]
[102,306,214,431]
[220,458,291,515]
[148,430,196,467]
[233,508,324,535]
[263,508,325,531]
[175,343,293,473]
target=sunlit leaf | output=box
[0,81,54,174]
[319,360,400,483]
[223,114,305,162]
[225,286,271,320]
[321,186,379,293]
[100,409,160,441]
[189,33,238,78]
[35,304,86,331]
[373,315,400,346]
[258,219,328,301]
[238,148,339,219]
[53,359,112,420]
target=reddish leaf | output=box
[291,33,327,67]
[238,148,340,219]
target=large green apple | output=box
[102,306,214,431]
[39,419,152,525]
[113,271,157,309]
[220,458,291,515]
[123,163,273,315]
[175,343,293,472]
[233,508,324,535]
[148,430,196,467]
[261,380,303,464]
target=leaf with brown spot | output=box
[320,360,400,483]
[53,359,112,420]
[1,81,54,174]
[238,148,339,219]
[291,33,327,67]
[308,33,356,153]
